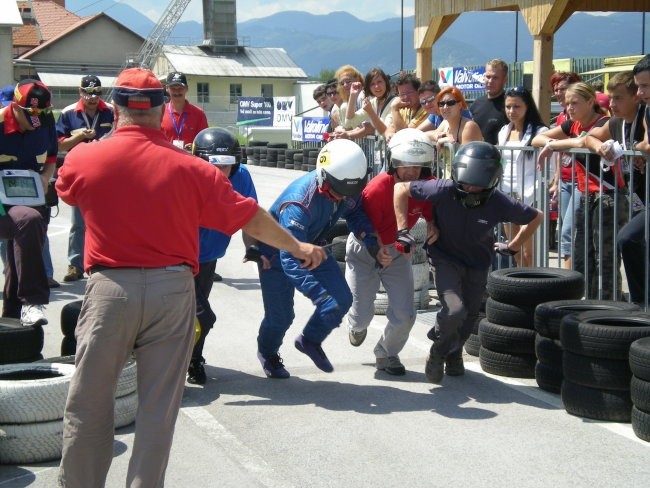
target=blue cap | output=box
[0,85,14,107]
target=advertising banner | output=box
[291,116,329,142]
[237,96,296,127]
[438,67,486,91]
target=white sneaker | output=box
[20,304,48,327]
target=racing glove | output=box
[395,229,415,254]
[495,242,518,257]
[244,245,264,264]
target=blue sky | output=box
[119,0,415,23]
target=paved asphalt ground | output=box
[1,164,649,487]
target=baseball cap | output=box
[0,85,14,108]
[166,72,187,88]
[80,75,102,97]
[112,68,165,109]
[13,79,55,127]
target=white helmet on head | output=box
[316,139,368,197]
[387,128,434,175]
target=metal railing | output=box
[432,142,649,309]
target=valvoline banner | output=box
[291,116,329,142]
[439,67,486,91]
[237,97,295,128]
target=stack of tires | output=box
[534,300,640,393]
[0,318,44,364]
[284,149,302,170]
[0,359,137,464]
[480,268,583,378]
[463,294,486,358]
[630,337,650,441]
[560,310,650,422]
[61,300,83,355]
[267,143,288,168]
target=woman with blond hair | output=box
[331,65,374,141]
[426,87,483,147]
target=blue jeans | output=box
[257,256,352,357]
[559,180,582,257]
[67,206,85,270]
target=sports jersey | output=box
[409,179,538,269]
[161,101,208,146]
[55,125,258,274]
[198,164,257,262]
[0,105,58,171]
[361,171,432,245]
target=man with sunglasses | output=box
[56,75,114,283]
[0,79,58,326]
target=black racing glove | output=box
[244,245,264,264]
[495,242,518,257]
[366,244,382,269]
[395,229,414,254]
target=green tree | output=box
[319,69,335,82]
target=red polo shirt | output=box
[161,101,208,146]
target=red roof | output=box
[13,1,82,51]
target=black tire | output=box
[478,319,535,354]
[61,336,76,356]
[534,300,640,339]
[560,311,650,360]
[535,361,563,393]
[248,140,268,147]
[324,219,349,242]
[486,267,584,306]
[631,376,650,412]
[0,317,45,364]
[478,346,536,378]
[630,337,650,381]
[535,334,563,368]
[268,142,288,149]
[61,300,83,337]
[632,405,650,442]
[0,319,44,364]
[561,379,632,422]
[330,235,348,262]
[563,351,632,391]
[485,298,536,329]
[464,334,480,357]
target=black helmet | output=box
[451,141,502,208]
[192,128,241,177]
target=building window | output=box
[229,83,242,104]
[197,83,209,103]
[261,84,273,98]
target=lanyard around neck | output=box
[168,103,187,138]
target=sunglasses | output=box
[437,100,458,108]
[506,86,528,96]
[20,106,52,116]
[419,94,437,105]
[81,87,102,95]
[339,79,353,86]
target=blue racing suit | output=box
[257,170,377,357]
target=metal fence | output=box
[431,142,649,309]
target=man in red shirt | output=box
[346,129,435,375]
[161,71,208,149]
[55,67,325,488]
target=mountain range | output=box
[66,1,648,77]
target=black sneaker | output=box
[348,328,367,347]
[445,349,465,376]
[294,334,334,372]
[187,359,207,385]
[376,356,406,376]
[425,344,444,383]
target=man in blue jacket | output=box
[256,139,376,378]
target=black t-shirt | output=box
[470,93,508,145]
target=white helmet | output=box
[316,139,368,197]
[387,128,434,174]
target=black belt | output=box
[89,264,190,274]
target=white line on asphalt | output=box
[181,400,297,488]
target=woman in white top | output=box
[331,65,374,141]
[497,86,549,267]
[344,67,395,136]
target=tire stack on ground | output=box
[0,318,44,364]
[534,300,641,393]
[560,310,650,422]
[463,293,486,357]
[268,143,288,169]
[0,359,137,464]
[61,300,83,355]
[480,268,584,378]
[284,149,301,170]
[304,149,319,172]
[630,337,650,441]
